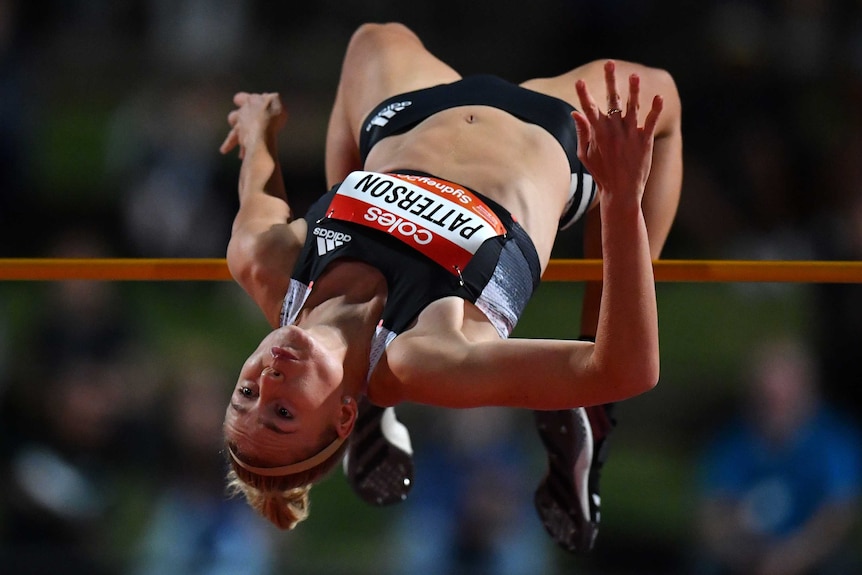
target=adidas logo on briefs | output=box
[313,227,352,255]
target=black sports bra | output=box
[359,74,595,230]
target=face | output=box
[750,342,816,440]
[223,325,354,467]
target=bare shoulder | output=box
[227,218,308,326]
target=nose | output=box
[257,365,284,399]
[262,365,281,379]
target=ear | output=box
[336,397,358,438]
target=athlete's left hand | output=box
[571,60,662,207]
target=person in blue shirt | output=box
[696,337,862,575]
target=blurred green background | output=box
[2,0,862,574]
[1,276,846,574]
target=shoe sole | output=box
[344,403,414,506]
[533,407,598,553]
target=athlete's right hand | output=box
[219,92,288,159]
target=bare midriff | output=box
[363,105,573,270]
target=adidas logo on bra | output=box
[313,227,352,255]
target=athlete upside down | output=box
[218,21,682,553]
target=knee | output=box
[609,60,681,124]
[644,65,679,104]
[593,59,679,98]
[645,66,682,128]
[618,62,678,110]
[347,22,420,54]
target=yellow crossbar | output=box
[1,258,861,283]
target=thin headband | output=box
[228,435,347,476]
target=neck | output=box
[295,261,387,396]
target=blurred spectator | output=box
[0,300,7,397]
[1,359,126,574]
[810,116,862,422]
[693,337,862,575]
[29,228,144,366]
[105,75,235,258]
[100,0,251,259]
[143,0,250,74]
[0,0,27,254]
[0,229,153,574]
[388,407,552,575]
[129,352,277,575]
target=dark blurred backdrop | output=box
[2,1,861,574]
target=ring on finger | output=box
[607,108,623,116]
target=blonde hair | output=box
[224,435,349,529]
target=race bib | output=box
[327,171,506,276]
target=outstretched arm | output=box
[220,92,307,325]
